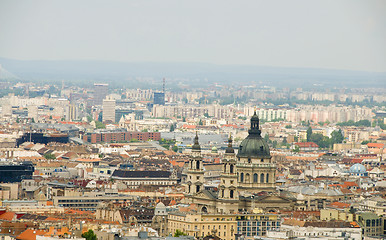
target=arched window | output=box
[245,173,250,183]
[188,185,191,193]
[224,163,227,173]
[222,190,224,198]
[230,190,234,199]
[260,173,264,183]
[266,173,269,183]
[253,173,258,183]
[240,173,244,182]
[230,164,234,174]
[196,185,200,193]
[196,160,200,170]
[190,160,193,169]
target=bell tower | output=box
[217,135,239,214]
[185,132,204,195]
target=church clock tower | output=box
[185,133,204,195]
[217,135,239,214]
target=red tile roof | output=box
[367,143,384,148]
[16,229,47,240]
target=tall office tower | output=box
[153,92,165,105]
[102,97,116,123]
[93,83,109,105]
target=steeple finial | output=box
[192,131,201,151]
[225,133,234,154]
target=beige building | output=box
[103,97,116,123]
[320,208,354,222]
[168,212,237,240]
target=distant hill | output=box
[0,57,384,89]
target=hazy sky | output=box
[0,0,385,72]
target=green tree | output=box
[95,121,105,129]
[198,119,203,125]
[306,127,312,142]
[293,145,300,153]
[130,138,139,142]
[82,229,97,240]
[174,230,187,237]
[285,125,292,129]
[170,124,175,132]
[182,117,186,122]
[44,153,56,160]
[330,129,344,145]
[172,145,178,152]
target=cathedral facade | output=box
[184,112,293,214]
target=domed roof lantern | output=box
[192,131,201,151]
[225,134,234,154]
[237,110,270,158]
[249,110,261,136]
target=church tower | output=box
[217,135,239,214]
[185,132,204,195]
[236,111,276,193]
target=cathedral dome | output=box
[237,111,270,158]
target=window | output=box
[266,173,269,183]
[230,190,234,198]
[253,173,258,183]
[240,173,244,182]
[230,164,234,173]
[260,173,264,183]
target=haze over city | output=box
[0,1,385,240]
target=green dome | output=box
[237,111,270,158]
[237,135,270,158]
[211,146,218,153]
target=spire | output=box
[225,134,234,154]
[248,110,261,136]
[192,131,201,151]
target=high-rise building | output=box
[153,92,165,105]
[102,97,116,123]
[93,83,109,105]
